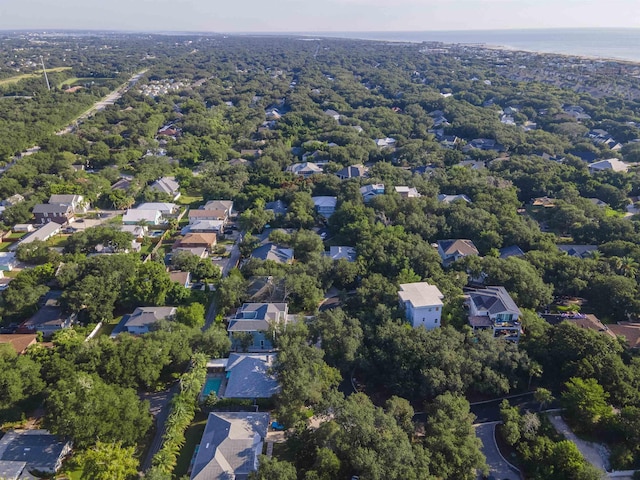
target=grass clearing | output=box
[0,67,71,86]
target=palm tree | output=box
[615,256,639,278]
[534,387,554,412]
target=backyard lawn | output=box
[172,411,209,478]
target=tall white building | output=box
[398,282,444,329]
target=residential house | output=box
[588,158,629,174]
[466,286,522,341]
[173,233,217,252]
[335,164,368,180]
[251,243,294,264]
[227,303,289,351]
[122,209,162,226]
[398,282,445,330]
[587,198,609,208]
[17,291,74,337]
[499,245,525,259]
[32,203,74,225]
[185,220,225,233]
[112,306,177,337]
[463,138,504,152]
[220,353,280,399]
[111,177,133,191]
[150,176,181,200]
[531,196,556,208]
[395,186,421,198]
[13,222,61,250]
[438,193,471,204]
[48,194,89,214]
[0,429,72,474]
[325,246,356,262]
[190,412,269,480]
[119,225,148,240]
[12,224,34,233]
[312,196,337,218]
[169,271,191,288]
[265,200,288,217]
[437,239,479,265]
[323,109,340,121]
[1,194,24,207]
[0,334,37,355]
[375,137,397,148]
[204,200,234,218]
[0,252,17,271]
[240,149,263,159]
[558,245,598,259]
[286,162,324,177]
[608,322,640,349]
[440,135,460,149]
[137,202,178,216]
[360,184,385,203]
[188,210,228,229]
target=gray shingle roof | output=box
[223,353,280,399]
[190,412,269,480]
[468,286,521,316]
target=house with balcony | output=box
[398,282,444,330]
[227,303,290,351]
[312,196,337,218]
[466,286,522,341]
[360,184,385,203]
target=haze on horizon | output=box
[1,0,639,33]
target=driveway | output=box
[475,422,521,480]
[547,414,608,472]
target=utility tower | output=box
[40,56,51,91]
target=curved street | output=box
[475,422,521,480]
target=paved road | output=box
[475,422,521,480]
[470,392,560,424]
[56,70,147,135]
[141,384,179,471]
[203,232,241,331]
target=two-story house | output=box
[437,239,479,266]
[48,194,89,213]
[466,286,522,341]
[32,204,74,225]
[227,303,289,351]
[398,282,444,330]
[312,196,337,218]
[360,184,385,203]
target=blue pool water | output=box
[202,377,222,397]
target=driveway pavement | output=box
[547,414,609,472]
[475,422,521,480]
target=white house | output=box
[122,209,162,226]
[398,282,444,330]
[137,202,178,216]
[588,158,629,174]
[116,306,177,336]
[395,186,420,198]
[286,162,323,178]
[312,196,337,218]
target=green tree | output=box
[75,441,139,480]
[176,303,206,328]
[561,377,612,430]
[249,456,297,480]
[45,372,152,448]
[422,393,487,480]
[309,308,362,371]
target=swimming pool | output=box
[202,377,222,397]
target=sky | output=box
[1,0,640,32]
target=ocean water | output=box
[305,29,640,63]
